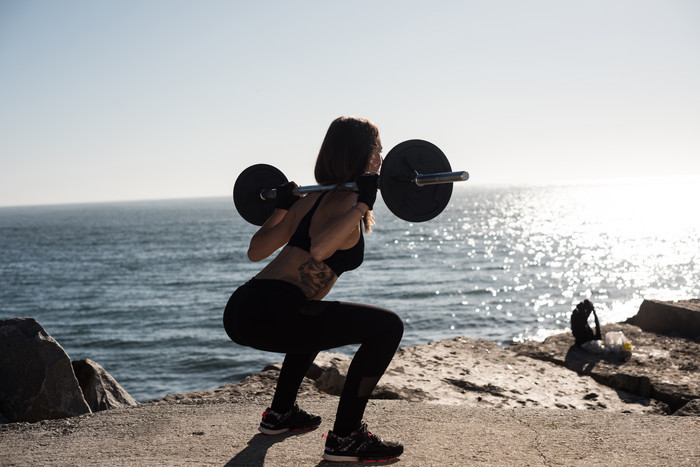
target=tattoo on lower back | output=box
[298,258,332,291]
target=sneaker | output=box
[323,422,403,462]
[258,403,322,435]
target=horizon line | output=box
[2,173,699,210]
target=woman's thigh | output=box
[227,283,403,355]
[262,300,404,354]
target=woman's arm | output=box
[309,174,376,261]
[309,195,367,261]
[247,207,296,262]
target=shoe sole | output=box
[258,424,320,436]
[322,453,400,462]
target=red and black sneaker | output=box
[258,403,322,435]
[322,422,403,462]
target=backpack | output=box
[570,299,601,347]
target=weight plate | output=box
[233,164,288,225]
[379,140,452,222]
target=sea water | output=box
[1,178,698,402]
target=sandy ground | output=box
[1,397,699,466]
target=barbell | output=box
[233,139,469,225]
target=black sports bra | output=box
[287,193,364,277]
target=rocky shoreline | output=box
[2,299,698,425]
[151,299,700,416]
[154,323,699,416]
[157,299,700,416]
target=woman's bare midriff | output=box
[254,246,338,300]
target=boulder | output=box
[510,323,700,414]
[628,299,700,338]
[0,318,91,423]
[72,359,138,411]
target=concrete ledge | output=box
[630,299,700,338]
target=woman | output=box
[224,117,404,462]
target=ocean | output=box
[1,178,698,402]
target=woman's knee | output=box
[379,308,404,342]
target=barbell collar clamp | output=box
[413,171,469,187]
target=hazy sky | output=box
[1,0,699,207]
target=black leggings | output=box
[223,279,404,436]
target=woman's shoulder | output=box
[291,191,322,212]
[323,190,357,210]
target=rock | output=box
[674,398,700,416]
[510,323,700,413]
[263,352,352,396]
[0,318,91,423]
[72,359,138,412]
[628,299,700,338]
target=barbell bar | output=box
[233,139,469,225]
[259,170,469,200]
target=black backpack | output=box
[570,299,601,347]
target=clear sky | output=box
[1,0,699,207]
